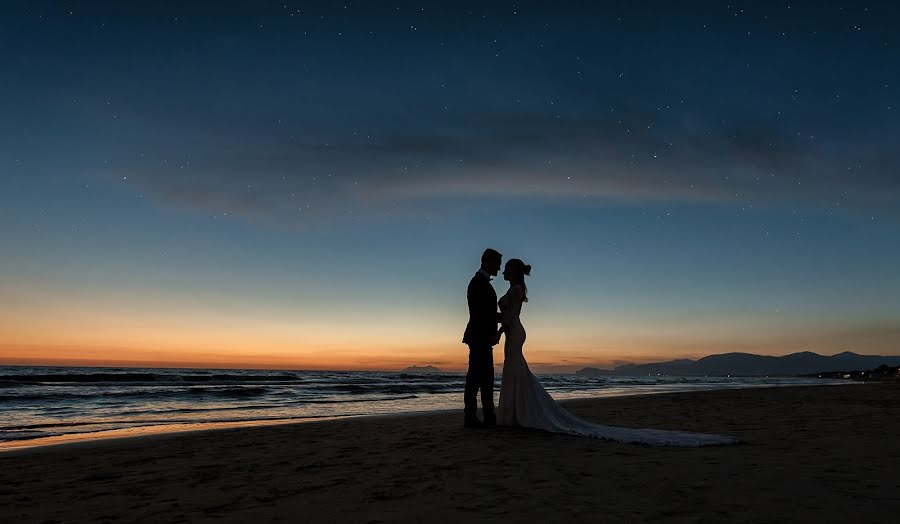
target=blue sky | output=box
[2,1,898,370]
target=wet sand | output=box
[2,382,898,522]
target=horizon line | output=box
[0,349,887,373]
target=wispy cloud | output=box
[101,104,898,228]
[31,0,891,229]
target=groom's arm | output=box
[473,280,500,342]
[468,280,491,324]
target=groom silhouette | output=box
[462,248,502,428]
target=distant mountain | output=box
[574,367,617,376]
[401,365,442,374]
[577,351,900,377]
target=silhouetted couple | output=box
[462,248,738,446]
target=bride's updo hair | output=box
[505,258,531,301]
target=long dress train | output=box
[496,285,737,446]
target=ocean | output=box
[0,366,845,444]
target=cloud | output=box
[9,0,889,229]
[100,102,898,229]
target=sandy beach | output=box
[2,383,898,522]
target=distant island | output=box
[401,365,442,374]
[577,351,900,377]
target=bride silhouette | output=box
[495,258,737,446]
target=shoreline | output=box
[0,380,852,453]
[2,382,898,522]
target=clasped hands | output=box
[493,326,505,346]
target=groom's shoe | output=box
[464,417,482,429]
[482,415,497,428]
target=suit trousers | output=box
[464,344,495,422]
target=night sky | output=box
[2,1,898,371]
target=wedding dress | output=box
[496,284,737,446]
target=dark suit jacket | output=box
[462,271,500,347]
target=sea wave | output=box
[0,366,847,445]
[0,386,277,402]
[0,372,303,385]
[0,387,430,403]
[0,430,67,441]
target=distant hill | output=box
[577,351,900,377]
[401,365,442,374]
[574,367,617,376]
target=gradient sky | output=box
[2,1,898,372]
